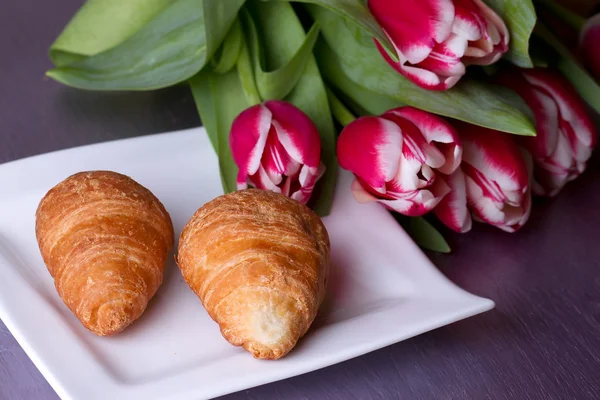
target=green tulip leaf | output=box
[246,0,338,216]
[484,0,536,68]
[50,0,175,67]
[47,0,245,90]
[319,50,403,116]
[272,0,395,57]
[310,6,536,136]
[408,217,451,254]
[189,69,249,193]
[241,9,321,101]
[210,19,243,74]
[325,87,358,127]
[535,22,600,114]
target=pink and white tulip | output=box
[337,107,462,216]
[229,100,325,204]
[494,67,597,197]
[436,123,531,233]
[580,14,600,80]
[368,0,510,90]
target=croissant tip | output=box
[243,341,288,360]
[91,301,135,336]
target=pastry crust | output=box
[35,171,174,336]
[176,189,330,359]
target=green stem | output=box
[236,38,262,106]
[326,87,356,127]
[535,0,586,31]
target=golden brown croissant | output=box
[176,189,330,359]
[35,171,174,336]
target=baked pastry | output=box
[35,171,174,336]
[176,189,330,359]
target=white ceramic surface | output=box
[0,128,494,400]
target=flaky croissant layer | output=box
[177,189,330,359]
[36,171,174,336]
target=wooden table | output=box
[2,1,600,399]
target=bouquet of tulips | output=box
[47,0,600,252]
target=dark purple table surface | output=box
[2,1,600,399]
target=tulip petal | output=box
[236,176,248,191]
[452,0,485,41]
[384,111,446,169]
[415,39,466,77]
[380,177,450,216]
[337,116,403,191]
[458,122,529,193]
[549,127,575,171]
[434,168,472,232]
[387,152,432,193]
[249,164,283,194]
[369,0,455,65]
[261,125,301,183]
[298,163,323,196]
[495,67,597,196]
[391,107,462,174]
[229,104,272,184]
[464,143,531,232]
[351,172,450,217]
[463,0,509,65]
[522,69,597,149]
[351,179,380,204]
[399,63,445,89]
[292,163,326,204]
[265,100,322,168]
[465,173,506,225]
[581,13,600,81]
[529,89,561,160]
[486,20,501,46]
[375,40,463,90]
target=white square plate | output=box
[0,128,493,400]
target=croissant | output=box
[176,189,330,359]
[35,171,174,336]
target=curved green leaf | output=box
[211,19,243,74]
[236,34,263,106]
[535,22,600,114]
[248,0,337,216]
[326,87,357,127]
[47,0,245,90]
[484,0,536,68]
[408,218,451,254]
[50,0,175,67]
[189,70,249,193]
[274,0,395,57]
[310,5,536,136]
[241,9,321,101]
[319,51,403,116]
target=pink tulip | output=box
[494,67,597,197]
[229,100,325,204]
[581,14,600,81]
[337,107,462,216]
[368,0,509,90]
[436,123,531,233]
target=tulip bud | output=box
[436,123,531,233]
[368,0,509,90]
[494,67,597,197]
[581,14,600,81]
[337,107,462,216]
[229,100,325,204]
